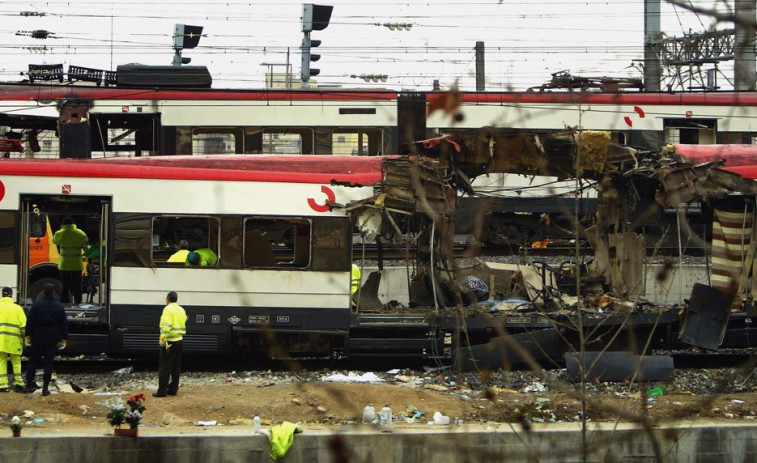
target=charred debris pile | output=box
[348,127,757,361]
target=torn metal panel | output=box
[679,283,732,350]
[565,351,674,382]
[415,128,626,179]
[483,262,556,307]
[607,232,645,298]
[352,271,384,311]
[381,157,454,217]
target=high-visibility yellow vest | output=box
[351,264,361,295]
[53,224,88,271]
[159,303,187,342]
[0,297,26,354]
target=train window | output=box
[664,118,716,144]
[192,128,243,154]
[261,129,313,154]
[332,129,382,156]
[113,213,152,267]
[310,217,352,271]
[243,217,310,268]
[29,211,46,238]
[0,211,15,264]
[609,131,627,145]
[152,216,220,265]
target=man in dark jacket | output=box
[25,283,68,396]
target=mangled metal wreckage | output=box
[348,127,757,374]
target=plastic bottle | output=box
[380,404,392,426]
[362,404,375,424]
[253,414,261,433]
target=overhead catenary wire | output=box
[0,0,738,91]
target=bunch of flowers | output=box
[99,393,147,429]
[125,393,146,429]
[9,416,22,432]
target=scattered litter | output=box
[523,382,546,393]
[321,372,384,383]
[386,369,400,375]
[197,421,217,426]
[423,384,447,392]
[93,392,120,396]
[69,381,84,393]
[112,367,133,375]
[433,411,450,425]
[22,410,34,418]
[33,418,44,424]
[79,405,90,415]
[733,399,745,404]
[646,385,667,396]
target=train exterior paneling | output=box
[426,92,757,134]
[0,156,378,358]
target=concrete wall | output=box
[4,423,757,463]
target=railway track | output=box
[44,346,757,376]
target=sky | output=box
[0,0,738,91]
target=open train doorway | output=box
[19,194,111,324]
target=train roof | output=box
[675,144,757,179]
[0,155,388,184]
[3,81,757,106]
[0,82,400,102]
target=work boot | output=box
[25,383,39,394]
[42,389,50,397]
[12,385,25,393]
[0,388,8,393]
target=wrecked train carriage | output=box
[350,131,675,360]
[355,130,757,368]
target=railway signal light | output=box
[173,24,204,66]
[300,4,333,86]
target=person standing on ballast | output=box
[25,283,68,396]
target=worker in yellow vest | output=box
[153,291,187,397]
[53,217,88,305]
[351,264,361,296]
[0,287,26,392]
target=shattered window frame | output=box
[243,216,311,269]
[151,215,221,265]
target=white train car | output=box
[0,155,381,358]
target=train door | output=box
[19,195,111,323]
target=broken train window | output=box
[243,217,311,268]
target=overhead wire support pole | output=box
[644,0,662,91]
